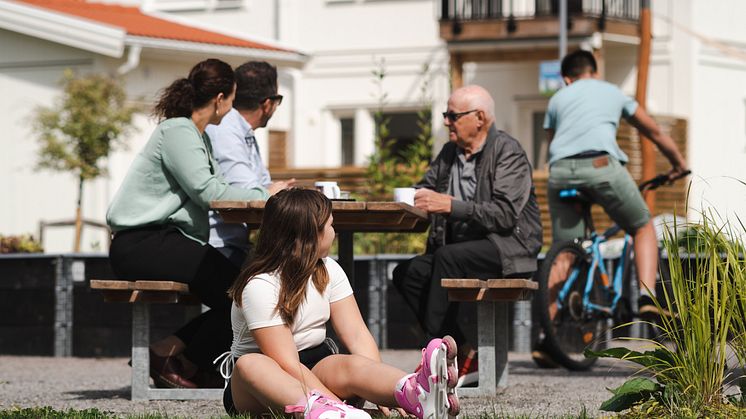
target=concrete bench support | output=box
[441,278,537,398]
[91,280,223,400]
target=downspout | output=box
[117,45,142,75]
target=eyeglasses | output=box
[442,109,478,122]
[264,94,283,105]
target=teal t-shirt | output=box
[543,78,638,165]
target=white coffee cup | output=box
[315,181,341,199]
[393,187,416,206]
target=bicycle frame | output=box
[553,170,690,321]
[556,227,633,319]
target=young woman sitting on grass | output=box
[217,188,460,419]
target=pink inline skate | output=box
[394,336,460,419]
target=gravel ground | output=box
[0,351,635,418]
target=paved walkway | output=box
[0,351,635,417]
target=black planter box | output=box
[0,254,199,357]
[1,253,535,356]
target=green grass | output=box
[0,406,594,419]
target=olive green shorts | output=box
[548,155,650,242]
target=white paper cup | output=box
[315,181,340,199]
[393,187,416,206]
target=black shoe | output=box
[531,339,559,369]
[532,349,560,369]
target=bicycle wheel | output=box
[536,240,609,370]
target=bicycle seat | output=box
[558,188,591,203]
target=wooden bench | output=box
[441,278,537,398]
[90,280,223,400]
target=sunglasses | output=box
[264,94,283,105]
[442,109,478,122]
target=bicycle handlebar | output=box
[638,170,691,192]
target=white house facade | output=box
[1,0,746,252]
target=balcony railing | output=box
[440,0,640,22]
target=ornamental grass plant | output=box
[587,208,746,417]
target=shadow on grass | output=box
[64,387,130,401]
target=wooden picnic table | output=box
[210,200,430,285]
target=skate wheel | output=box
[441,335,458,360]
[446,365,458,388]
[446,393,460,416]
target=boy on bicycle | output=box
[543,50,688,319]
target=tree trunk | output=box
[74,176,83,252]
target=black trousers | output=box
[109,225,238,369]
[392,239,504,346]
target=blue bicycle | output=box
[534,171,690,370]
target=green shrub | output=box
[0,234,43,253]
[587,210,746,417]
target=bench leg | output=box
[494,301,509,388]
[131,301,227,400]
[458,301,509,398]
[132,302,150,400]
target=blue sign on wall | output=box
[539,60,563,97]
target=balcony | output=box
[440,0,640,60]
[439,0,642,86]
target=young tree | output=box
[359,59,434,254]
[33,70,137,251]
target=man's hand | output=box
[667,163,690,182]
[414,188,453,214]
[267,178,296,196]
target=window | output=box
[532,111,548,170]
[380,112,423,159]
[341,118,355,166]
[515,97,549,172]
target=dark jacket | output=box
[416,125,543,275]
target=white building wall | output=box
[467,61,541,154]
[286,0,449,167]
[178,0,277,41]
[0,30,110,252]
[688,0,746,225]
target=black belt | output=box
[567,150,608,159]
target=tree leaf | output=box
[585,346,675,372]
[600,377,661,412]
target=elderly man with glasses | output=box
[392,85,543,386]
[206,61,294,269]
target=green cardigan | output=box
[107,117,269,244]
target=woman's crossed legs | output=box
[230,338,460,418]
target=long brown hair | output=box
[229,188,332,325]
[153,58,234,120]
